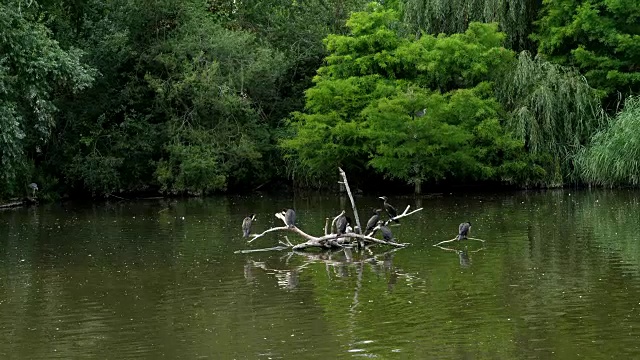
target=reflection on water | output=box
[434,245,485,268]
[2,190,640,358]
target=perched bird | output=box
[456,222,471,241]
[378,220,396,242]
[242,214,256,238]
[414,108,427,118]
[28,183,38,197]
[335,211,348,235]
[284,208,296,228]
[365,209,382,234]
[379,196,399,223]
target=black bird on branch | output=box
[336,211,348,235]
[379,196,399,223]
[284,209,296,228]
[242,214,256,237]
[456,222,471,241]
[365,209,382,234]
[378,220,396,242]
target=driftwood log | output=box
[240,168,423,252]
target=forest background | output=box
[1,0,639,200]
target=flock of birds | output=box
[242,196,473,244]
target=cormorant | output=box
[28,183,38,197]
[242,214,256,237]
[365,209,382,234]
[336,211,348,235]
[457,222,471,241]
[379,196,399,223]
[378,220,396,242]
[284,208,296,228]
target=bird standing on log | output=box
[242,214,256,237]
[378,220,396,242]
[379,196,399,223]
[28,183,38,197]
[456,222,471,241]
[335,211,348,235]
[365,209,382,234]
[284,209,296,228]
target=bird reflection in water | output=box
[243,261,254,282]
[434,245,484,268]
[458,250,471,268]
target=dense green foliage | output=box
[281,6,543,188]
[1,0,640,199]
[0,0,94,197]
[0,0,366,199]
[533,0,640,107]
[401,0,541,51]
[497,51,606,184]
[576,96,640,186]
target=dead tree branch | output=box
[241,169,422,252]
[384,205,423,226]
[433,237,486,247]
[338,167,362,234]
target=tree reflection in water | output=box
[242,247,421,291]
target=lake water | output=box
[1,190,640,359]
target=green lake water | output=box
[1,189,640,359]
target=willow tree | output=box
[576,96,640,186]
[496,51,605,185]
[533,0,640,109]
[401,0,541,51]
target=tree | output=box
[281,4,539,189]
[533,0,640,109]
[0,1,94,198]
[496,51,606,185]
[29,0,372,197]
[400,0,541,51]
[34,0,291,195]
[364,84,532,191]
[147,6,287,194]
